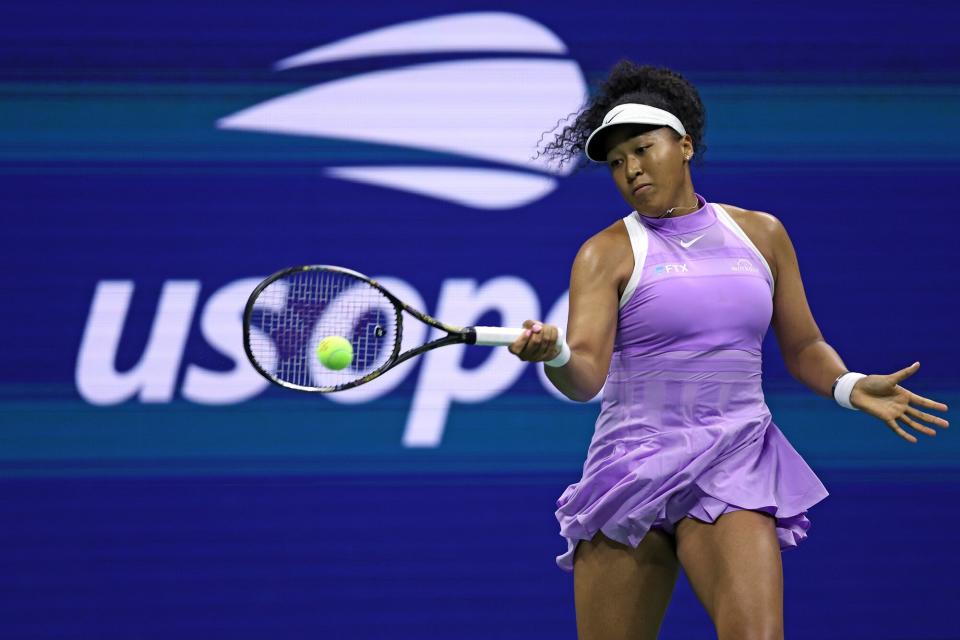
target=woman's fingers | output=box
[509,322,535,356]
[539,324,560,360]
[509,320,557,361]
[886,419,918,443]
[529,322,558,360]
[523,322,541,357]
[528,323,551,359]
[891,361,921,383]
[900,413,938,437]
[909,391,949,413]
[508,333,530,356]
[905,405,950,429]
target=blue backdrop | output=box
[2,2,958,638]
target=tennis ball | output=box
[316,336,353,371]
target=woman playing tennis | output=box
[508,61,950,640]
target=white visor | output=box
[584,103,687,162]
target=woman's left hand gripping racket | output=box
[243,265,570,392]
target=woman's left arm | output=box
[767,214,949,443]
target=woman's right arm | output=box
[510,231,627,402]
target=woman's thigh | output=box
[573,528,680,640]
[675,510,784,640]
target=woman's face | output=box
[603,125,693,215]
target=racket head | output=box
[243,265,404,392]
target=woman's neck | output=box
[639,183,699,219]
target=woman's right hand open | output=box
[508,319,562,362]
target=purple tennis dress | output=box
[555,194,829,571]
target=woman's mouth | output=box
[633,183,652,195]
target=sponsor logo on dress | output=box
[679,234,705,249]
[731,258,758,272]
[654,263,689,274]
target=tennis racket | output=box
[243,265,568,393]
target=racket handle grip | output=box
[469,326,571,367]
[471,325,566,347]
[470,326,525,346]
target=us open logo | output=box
[216,12,588,210]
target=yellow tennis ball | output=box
[316,336,353,371]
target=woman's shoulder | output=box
[573,215,635,289]
[714,202,783,237]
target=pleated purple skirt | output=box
[555,349,829,571]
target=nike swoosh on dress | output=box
[679,234,705,248]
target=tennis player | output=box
[508,61,950,639]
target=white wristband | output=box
[833,372,867,410]
[545,341,571,368]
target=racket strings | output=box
[247,269,400,390]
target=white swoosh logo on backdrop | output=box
[216,12,587,210]
[274,12,567,69]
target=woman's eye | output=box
[635,146,647,154]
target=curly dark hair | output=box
[540,60,706,168]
